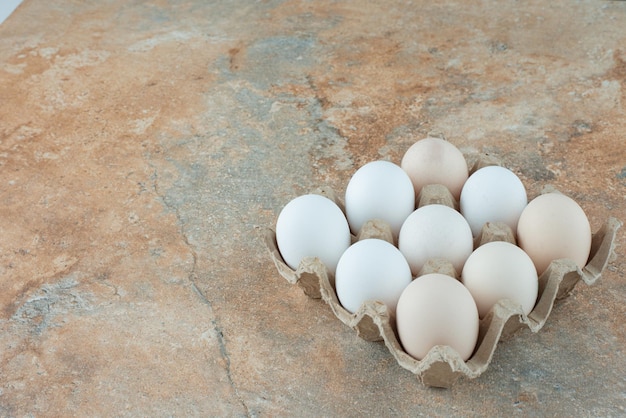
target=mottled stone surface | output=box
[0,0,624,416]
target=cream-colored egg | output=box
[517,192,592,275]
[462,241,538,318]
[398,204,474,276]
[400,137,468,200]
[396,273,479,361]
[345,160,415,240]
[276,194,351,274]
[335,239,412,315]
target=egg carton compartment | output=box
[261,153,622,388]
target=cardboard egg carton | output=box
[261,152,621,388]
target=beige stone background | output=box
[0,0,624,416]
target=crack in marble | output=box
[192,282,251,418]
[148,168,198,275]
[149,167,251,417]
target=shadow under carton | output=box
[262,213,620,388]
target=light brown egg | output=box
[396,273,479,361]
[400,137,468,200]
[517,192,592,275]
[462,241,538,318]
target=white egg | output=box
[398,204,474,276]
[461,241,538,318]
[460,166,528,237]
[345,160,415,240]
[275,194,351,274]
[335,239,413,315]
[396,273,479,361]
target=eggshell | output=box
[345,160,415,240]
[335,239,413,315]
[462,241,538,317]
[396,273,479,361]
[275,194,351,274]
[398,204,474,276]
[517,192,592,275]
[400,137,468,200]
[460,166,527,237]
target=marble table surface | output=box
[1,1,624,416]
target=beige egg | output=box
[462,241,538,318]
[400,137,468,200]
[396,273,479,361]
[517,192,592,275]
